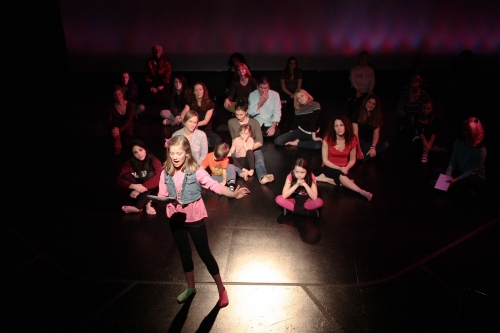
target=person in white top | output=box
[348,51,375,115]
[248,77,282,138]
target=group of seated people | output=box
[109,46,488,218]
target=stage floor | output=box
[3,74,499,332]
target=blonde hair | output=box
[163,135,198,176]
[182,110,199,125]
[294,89,314,111]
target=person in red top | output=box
[118,140,163,214]
[316,116,373,201]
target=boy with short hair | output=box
[200,142,237,191]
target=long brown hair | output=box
[190,82,211,111]
[325,116,354,146]
[290,158,313,187]
[356,94,383,128]
[163,135,198,176]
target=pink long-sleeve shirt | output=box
[157,168,222,222]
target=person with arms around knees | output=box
[276,158,323,218]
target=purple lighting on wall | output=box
[59,0,499,70]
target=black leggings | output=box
[321,165,346,186]
[232,150,255,171]
[169,214,220,275]
[122,171,156,209]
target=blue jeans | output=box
[233,150,268,180]
[210,164,236,184]
[360,140,389,161]
[274,129,322,150]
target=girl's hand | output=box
[340,167,349,175]
[130,190,140,198]
[447,178,459,186]
[130,184,148,193]
[367,147,376,157]
[296,179,305,186]
[174,115,182,125]
[224,99,231,108]
[233,185,250,199]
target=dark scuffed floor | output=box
[3,71,499,332]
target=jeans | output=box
[210,164,236,183]
[254,150,268,180]
[232,149,268,180]
[274,129,322,150]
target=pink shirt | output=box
[232,136,254,157]
[158,168,222,222]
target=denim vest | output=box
[163,170,202,205]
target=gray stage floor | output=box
[3,72,499,332]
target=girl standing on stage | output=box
[158,135,250,307]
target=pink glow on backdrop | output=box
[59,0,499,70]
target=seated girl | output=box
[396,74,430,142]
[108,85,135,155]
[118,140,162,214]
[275,158,323,218]
[229,124,255,181]
[161,74,191,126]
[415,99,446,163]
[351,94,389,161]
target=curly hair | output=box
[325,116,354,146]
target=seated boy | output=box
[200,142,237,191]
